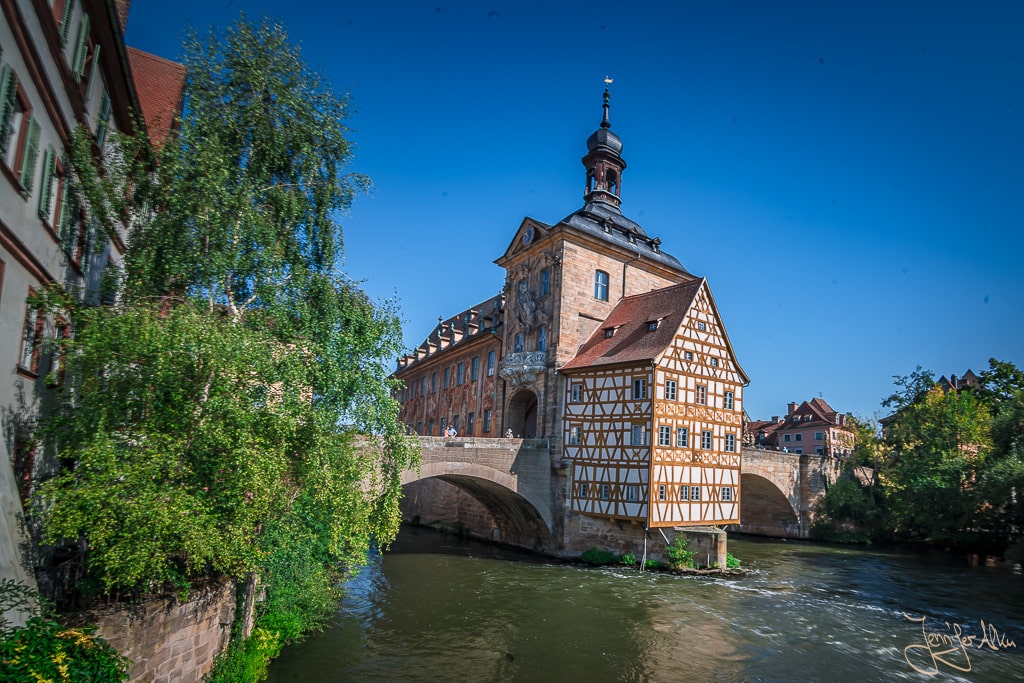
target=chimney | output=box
[787,402,798,416]
[771,416,781,424]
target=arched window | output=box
[594,270,609,301]
[605,169,618,195]
[514,333,524,353]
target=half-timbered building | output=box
[562,279,747,527]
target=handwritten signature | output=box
[902,613,1017,676]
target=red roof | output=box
[127,47,186,148]
[562,280,704,371]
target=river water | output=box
[265,527,1023,682]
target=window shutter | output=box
[59,0,76,43]
[72,14,90,80]
[59,189,77,244]
[85,43,101,99]
[0,65,17,155]
[19,117,41,193]
[95,90,111,148]
[37,145,55,219]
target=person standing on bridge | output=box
[446,425,457,437]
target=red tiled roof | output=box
[561,279,703,371]
[127,47,185,148]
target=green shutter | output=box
[85,43,100,99]
[59,0,75,44]
[37,145,56,219]
[0,64,17,155]
[95,90,110,148]
[19,117,41,193]
[58,188,75,244]
[72,14,90,81]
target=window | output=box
[627,485,639,502]
[783,434,791,442]
[679,485,689,501]
[691,486,701,501]
[658,425,671,446]
[439,417,446,433]
[646,320,659,331]
[483,409,491,433]
[795,433,803,442]
[815,446,824,455]
[724,391,734,410]
[710,357,718,367]
[631,425,645,446]
[701,430,712,450]
[451,415,458,431]
[568,425,581,445]
[416,421,423,435]
[420,376,426,396]
[696,385,707,405]
[11,438,36,505]
[632,378,646,399]
[457,362,464,385]
[570,382,583,402]
[1,65,41,195]
[467,412,475,434]
[814,431,824,440]
[428,419,435,435]
[536,325,547,352]
[676,427,689,447]
[71,13,97,87]
[794,447,803,454]
[431,372,437,393]
[721,487,733,502]
[18,297,44,374]
[540,267,550,295]
[658,484,667,501]
[697,321,706,331]
[580,482,589,499]
[725,434,736,452]
[594,270,609,301]
[443,367,450,389]
[685,351,693,361]
[600,484,610,501]
[471,356,479,381]
[487,350,495,376]
[665,379,677,401]
[603,327,615,338]
[514,333,524,353]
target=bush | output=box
[621,552,637,566]
[664,536,697,569]
[206,628,281,683]
[0,579,129,683]
[726,553,741,569]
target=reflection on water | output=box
[266,528,1023,682]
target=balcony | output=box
[499,351,547,387]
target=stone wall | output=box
[86,580,235,683]
[562,513,727,567]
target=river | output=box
[265,527,1022,682]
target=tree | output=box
[34,15,416,640]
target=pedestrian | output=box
[446,425,457,437]
[505,428,514,438]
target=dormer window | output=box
[603,327,616,338]
[646,320,660,332]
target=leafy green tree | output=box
[879,386,991,544]
[34,14,416,644]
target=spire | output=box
[582,79,626,210]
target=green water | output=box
[266,528,1023,682]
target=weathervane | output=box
[604,76,614,85]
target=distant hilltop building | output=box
[746,398,855,457]
[394,88,748,529]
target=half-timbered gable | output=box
[562,279,748,526]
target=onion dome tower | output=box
[582,85,627,210]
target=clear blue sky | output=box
[126,1,1024,422]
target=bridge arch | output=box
[736,473,802,538]
[401,459,555,552]
[506,389,538,438]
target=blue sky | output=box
[126,1,1024,422]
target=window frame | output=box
[658,425,671,446]
[632,377,647,400]
[676,427,689,448]
[724,390,734,410]
[725,433,736,452]
[483,409,491,433]
[665,379,677,401]
[569,382,583,402]
[701,430,713,450]
[594,270,609,301]
[695,384,707,405]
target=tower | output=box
[582,87,626,209]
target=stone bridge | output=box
[398,438,842,553]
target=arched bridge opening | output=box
[732,473,802,538]
[400,453,556,554]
